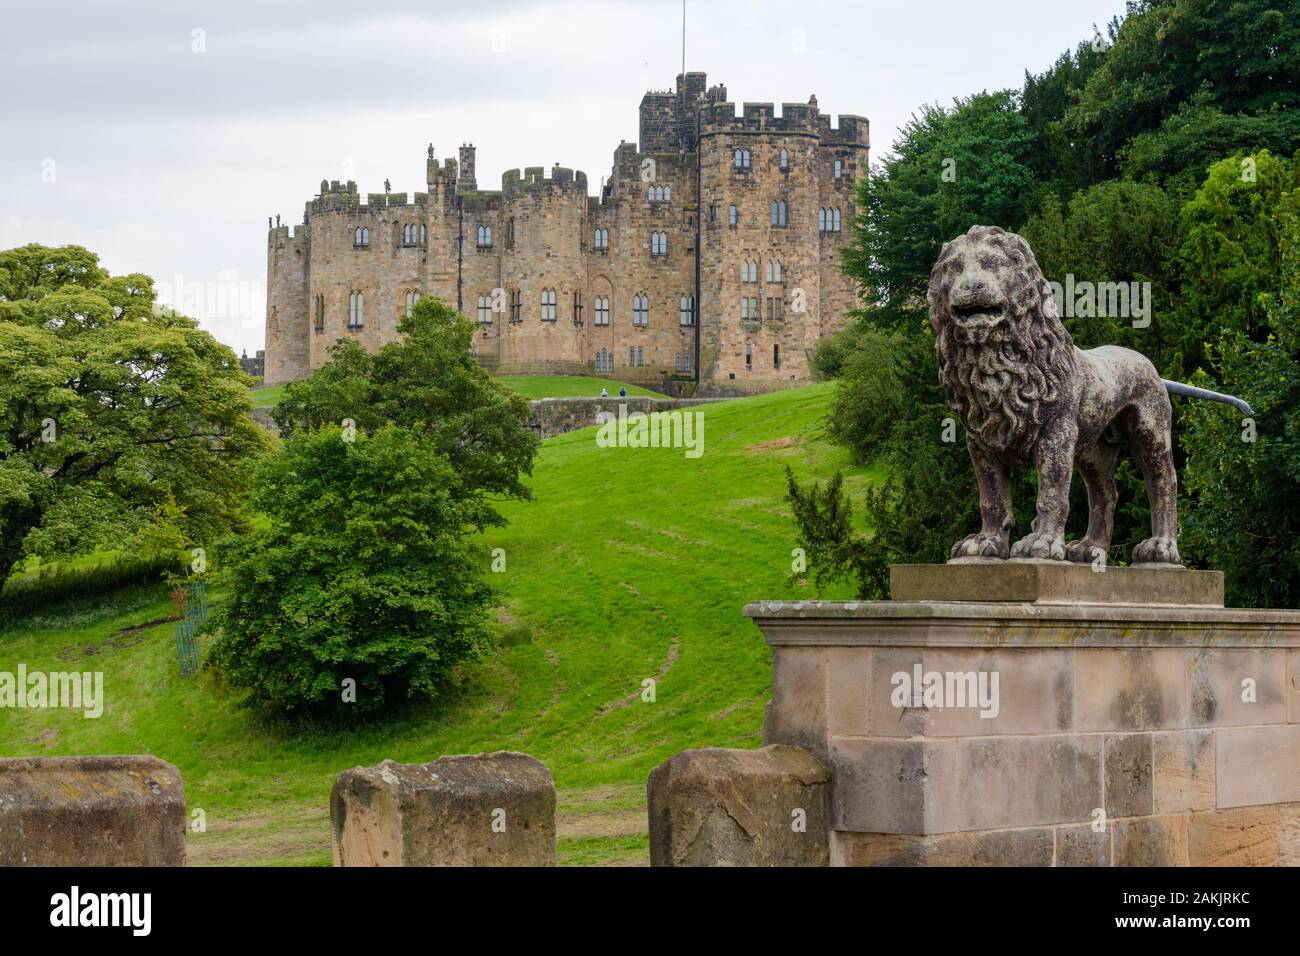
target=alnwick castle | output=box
[263,72,868,392]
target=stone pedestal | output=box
[745,563,1300,866]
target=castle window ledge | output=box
[476,244,493,251]
[353,243,370,250]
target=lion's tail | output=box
[1162,380,1254,416]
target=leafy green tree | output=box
[1175,150,1300,350]
[0,244,269,586]
[206,424,494,720]
[1066,0,1300,181]
[822,326,910,461]
[274,297,539,529]
[842,90,1038,329]
[1180,159,1300,605]
[206,296,537,720]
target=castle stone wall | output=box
[264,72,867,392]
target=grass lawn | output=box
[253,376,661,409]
[250,383,284,408]
[490,375,666,399]
[0,382,876,865]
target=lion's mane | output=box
[927,226,1075,460]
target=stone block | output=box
[889,562,1224,606]
[1188,649,1288,727]
[1216,725,1300,808]
[1073,648,1186,731]
[1288,649,1300,723]
[1187,807,1278,866]
[331,752,556,866]
[829,826,1054,866]
[1104,733,1153,818]
[830,734,1101,834]
[825,647,871,737]
[1153,730,1215,813]
[762,646,827,758]
[1278,803,1300,865]
[864,648,1071,738]
[1111,814,1188,866]
[0,756,186,866]
[647,745,829,866]
[1055,823,1111,866]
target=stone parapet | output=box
[744,565,1300,866]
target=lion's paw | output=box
[951,531,1008,560]
[1065,539,1107,564]
[1010,531,1066,561]
[1132,536,1181,566]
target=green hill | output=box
[254,375,664,408]
[0,382,875,865]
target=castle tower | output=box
[497,165,589,375]
[263,222,310,385]
[457,144,477,194]
[695,95,868,389]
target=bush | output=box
[204,424,495,721]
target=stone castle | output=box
[263,72,868,391]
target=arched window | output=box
[541,288,557,321]
[833,208,842,232]
[733,148,751,170]
[405,290,419,316]
[633,293,649,326]
[595,296,610,326]
[779,148,789,171]
[770,200,787,227]
[650,232,667,256]
[819,208,828,232]
[477,294,492,324]
[348,291,364,329]
[594,228,609,252]
[745,342,753,370]
[664,185,671,201]
[477,224,492,248]
[313,294,324,332]
[420,224,426,244]
[354,226,369,248]
[679,295,695,326]
[767,259,783,284]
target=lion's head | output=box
[928,226,1075,459]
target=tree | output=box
[205,296,538,720]
[205,424,495,720]
[1180,156,1300,605]
[841,90,1039,330]
[274,297,539,530]
[1066,0,1300,181]
[0,244,269,585]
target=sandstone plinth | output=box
[0,755,186,866]
[745,565,1300,866]
[331,751,556,867]
[647,744,830,866]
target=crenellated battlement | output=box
[305,179,426,221]
[266,69,868,392]
[501,165,589,198]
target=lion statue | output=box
[928,225,1250,567]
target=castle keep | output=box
[264,72,868,391]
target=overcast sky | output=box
[0,0,1130,357]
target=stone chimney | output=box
[457,143,477,194]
